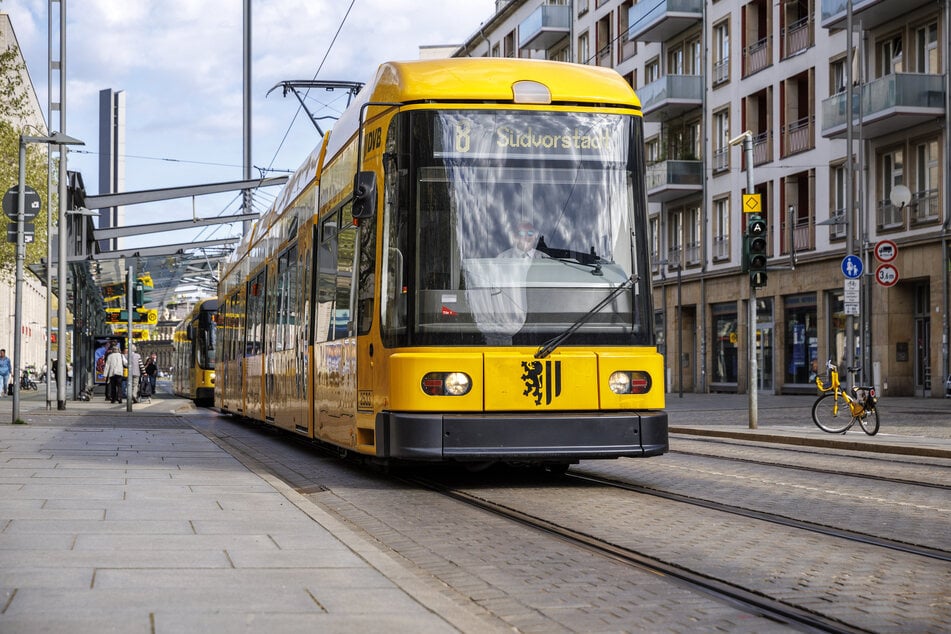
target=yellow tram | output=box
[217,58,667,468]
[172,298,218,406]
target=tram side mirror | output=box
[352,171,377,220]
[186,324,193,340]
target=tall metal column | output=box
[845,0,856,383]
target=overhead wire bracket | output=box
[266,80,365,135]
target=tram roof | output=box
[367,58,641,107]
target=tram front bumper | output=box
[377,411,668,461]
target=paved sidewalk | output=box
[0,386,497,633]
[665,391,951,458]
[1,385,947,632]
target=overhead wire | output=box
[262,0,358,174]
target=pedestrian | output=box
[144,353,158,395]
[127,344,145,403]
[0,349,10,397]
[103,344,127,403]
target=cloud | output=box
[5,0,497,231]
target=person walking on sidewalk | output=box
[0,349,11,397]
[103,344,127,403]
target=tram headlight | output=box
[609,371,652,395]
[421,372,472,396]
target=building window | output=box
[713,20,730,85]
[712,302,739,384]
[915,22,938,73]
[785,293,817,385]
[829,56,847,94]
[645,57,660,83]
[829,162,847,240]
[782,169,814,254]
[713,197,730,261]
[878,34,903,76]
[878,148,904,229]
[646,136,661,163]
[912,139,940,224]
[578,31,590,65]
[781,0,813,59]
[504,30,517,58]
[619,1,636,62]
[685,205,700,265]
[743,0,772,77]
[782,69,814,157]
[650,215,661,273]
[597,14,613,67]
[713,108,730,173]
[667,209,683,268]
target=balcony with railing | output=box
[877,199,904,231]
[712,148,729,174]
[782,16,812,59]
[684,240,701,265]
[826,210,847,240]
[519,4,570,51]
[713,57,730,86]
[638,75,703,122]
[782,115,814,156]
[646,160,703,203]
[752,131,772,166]
[910,188,940,225]
[712,235,730,261]
[665,247,684,271]
[781,219,813,255]
[821,73,946,139]
[821,0,933,31]
[627,0,703,43]
[743,37,771,77]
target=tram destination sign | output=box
[432,112,627,162]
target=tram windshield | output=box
[197,311,217,370]
[380,110,652,347]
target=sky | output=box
[4,0,498,249]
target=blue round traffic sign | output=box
[841,255,863,279]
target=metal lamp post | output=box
[729,131,758,429]
[14,132,84,424]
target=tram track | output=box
[563,471,951,563]
[668,439,951,490]
[406,473,871,634]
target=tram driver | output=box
[498,221,543,259]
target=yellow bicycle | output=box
[812,360,879,435]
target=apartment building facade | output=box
[455,0,950,397]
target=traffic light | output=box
[133,275,154,307]
[746,214,768,289]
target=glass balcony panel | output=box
[821,74,945,138]
[639,75,703,121]
[822,0,933,30]
[519,4,571,50]
[647,160,703,202]
[628,0,703,42]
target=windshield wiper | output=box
[534,274,638,359]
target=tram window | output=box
[336,226,356,339]
[316,238,336,344]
